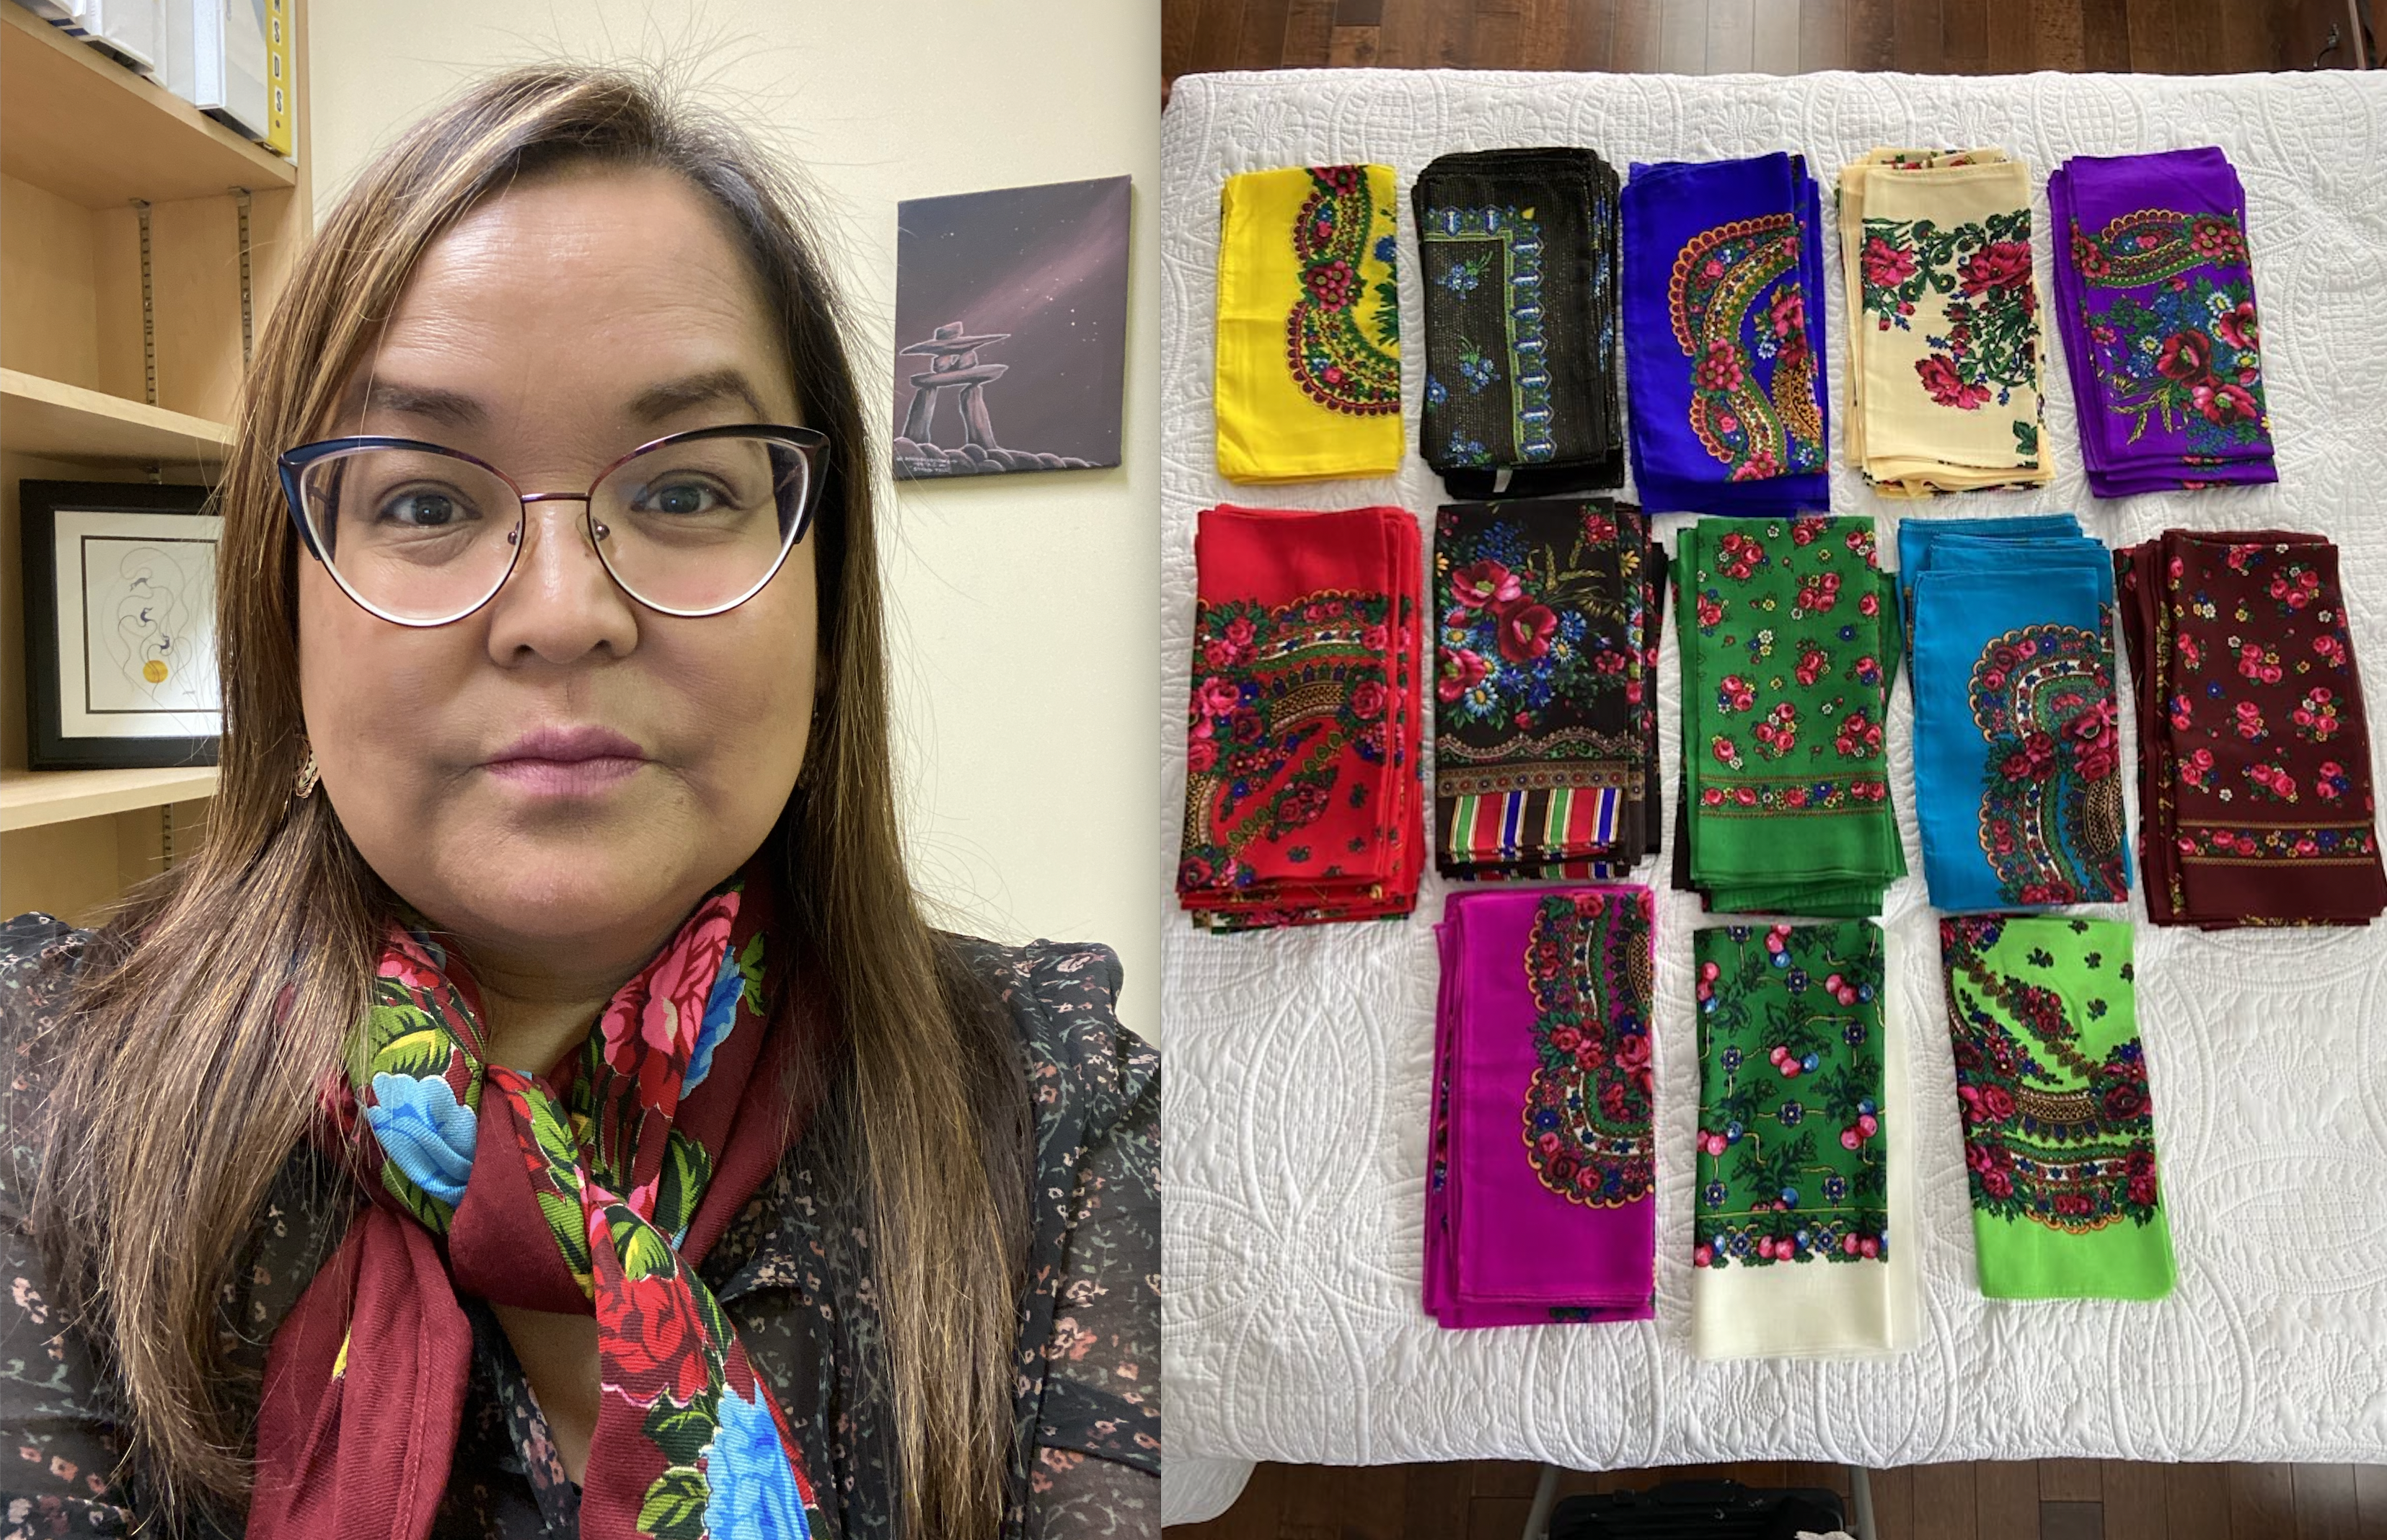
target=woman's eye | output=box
[376,490,472,528]
[636,479,727,516]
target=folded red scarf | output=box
[250,866,821,1539]
[2115,531,2387,926]
[1177,504,1424,929]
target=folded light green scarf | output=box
[1938,914,2174,1300]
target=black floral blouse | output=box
[0,913,1159,1539]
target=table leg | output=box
[1848,1464,1877,1540]
[1520,1462,1560,1540]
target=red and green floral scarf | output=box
[251,867,819,1539]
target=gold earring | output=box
[293,744,319,800]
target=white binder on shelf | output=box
[43,0,156,74]
[183,0,268,141]
[12,0,92,26]
[154,0,193,103]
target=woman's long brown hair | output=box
[29,66,1031,1536]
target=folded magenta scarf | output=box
[1426,886,1656,1327]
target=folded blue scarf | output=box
[1622,153,1830,515]
[1904,515,2132,911]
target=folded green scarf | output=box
[1675,516,1905,916]
[1690,919,1918,1358]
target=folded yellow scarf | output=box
[1840,149,2052,495]
[1215,164,1403,483]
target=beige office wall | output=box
[304,1,1161,1037]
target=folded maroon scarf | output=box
[2115,531,2386,926]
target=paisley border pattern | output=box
[1968,622,2129,906]
[1669,213,1825,479]
[1287,167,1402,416]
[1521,889,1656,1208]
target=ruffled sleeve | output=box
[0,913,136,1537]
[977,940,1160,1540]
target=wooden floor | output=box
[1163,0,2374,84]
[1160,2,2382,1535]
[1169,1456,2387,1538]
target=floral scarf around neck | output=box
[251,867,819,1540]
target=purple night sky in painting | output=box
[890,174,1131,478]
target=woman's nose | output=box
[480,500,641,664]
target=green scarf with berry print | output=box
[1690,919,1918,1359]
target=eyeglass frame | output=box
[276,422,832,627]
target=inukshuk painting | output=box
[1938,915,2174,1300]
[891,174,1131,479]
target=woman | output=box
[0,67,1156,1540]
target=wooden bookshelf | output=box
[0,765,220,833]
[0,368,230,469]
[0,4,294,209]
[1,1,309,925]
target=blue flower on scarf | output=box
[366,1072,477,1207]
[683,940,743,1094]
[703,1385,811,1538]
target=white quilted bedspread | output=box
[1158,67,2387,1522]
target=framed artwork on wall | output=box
[19,480,224,771]
[891,173,1133,479]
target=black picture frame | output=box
[19,479,223,771]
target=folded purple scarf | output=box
[2050,146,2276,497]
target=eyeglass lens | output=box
[295,433,812,623]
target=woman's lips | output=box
[484,725,649,795]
